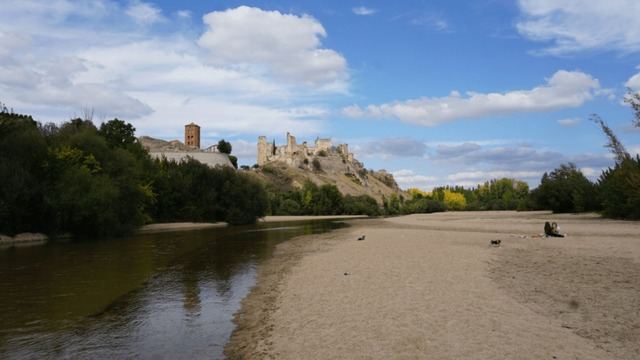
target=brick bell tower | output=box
[184,122,200,149]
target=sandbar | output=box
[225,211,640,359]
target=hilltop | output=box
[246,133,405,203]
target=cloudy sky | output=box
[2,0,640,189]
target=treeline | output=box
[267,181,381,216]
[0,110,267,237]
[2,98,639,237]
[393,177,530,215]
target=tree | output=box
[217,139,232,154]
[228,155,238,169]
[314,184,344,215]
[590,114,629,162]
[0,110,52,235]
[532,163,597,213]
[624,89,640,128]
[443,189,466,210]
[598,155,640,219]
[343,195,380,216]
[99,119,136,147]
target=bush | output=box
[343,195,380,216]
[402,198,445,214]
[278,199,301,215]
[317,150,328,157]
[312,158,322,171]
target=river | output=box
[0,220,345,359]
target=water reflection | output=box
[0,220,346,359]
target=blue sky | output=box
[2,0,640,189]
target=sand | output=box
[137,222,228,234]
[225,211,640,360]
[137,216,366,234]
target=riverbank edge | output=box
[0,233,48,248]
[136,215,368,235]
[223,217,377,359]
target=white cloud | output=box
[176,10,192,19]
[344,70,600,126]
[125,1,165,25]
[357,138,427,158]
[517,0,640,54]
[557,117,581,126]
[391,169,438,190]
[197,6,348,87]
[352,7,377,16]
[130,92,324,138]
[626,70,640,91]
[409,14,449,32]
[0,3,345,137]
[230,139,258,158]
[448,170,541,183]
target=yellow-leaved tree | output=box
[443,190,466,210]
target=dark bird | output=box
[490,239,501,247]
[357,235,366,241]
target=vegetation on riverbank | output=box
[1,96,639,238]
[0,108,267,237]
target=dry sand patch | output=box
[226,212,639,359]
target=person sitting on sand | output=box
[544,221,564,238]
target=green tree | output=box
[343,195,380,216]
[217,139,232,154]
[98,119,136,147]
[598,156,640,219]
[0,110,53,235]
[228,155,238,169]
[532,163,597,213]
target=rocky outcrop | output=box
[249,136,405,204]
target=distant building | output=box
[185,122,200,149]
[138,123,233,169]
[257,132,354,166]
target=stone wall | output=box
[150,151,233,168]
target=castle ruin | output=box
[257,132,354,166]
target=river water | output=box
[0,220,345,359]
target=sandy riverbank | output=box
[225,211,640,359]
[138,216,367,234]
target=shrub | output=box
[278,199,301,215]
[343,195,380,216]
[317,150,328,157]
[312,158,322,171]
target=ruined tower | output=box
[185,123,200,149]
[257,136,268,166]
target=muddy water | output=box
[0,220,345,359]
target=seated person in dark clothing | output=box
[544,221,564,237]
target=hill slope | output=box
[246,151,405,203]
